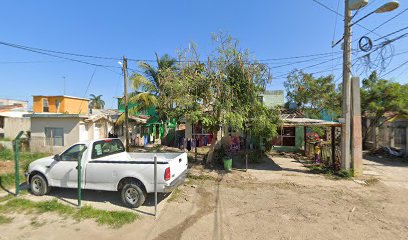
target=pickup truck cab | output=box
[27,138,188,208]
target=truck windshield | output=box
[91,139,125,159]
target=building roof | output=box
[0,104,26,112]
[281,117,341,127]
[33,95,89,101]
[23,113,89,118]
[0,111,30,118]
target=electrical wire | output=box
[380,60,408,78]
[0,41,121,70]
[363,7,408,39]
[78,68,97,114]
[374,26,408,42]
[311,0,382,37]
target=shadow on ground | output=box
[231,153,311,174]
[363,153,408,168]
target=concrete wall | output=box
[30,117,81,153]
[33,96,88,114]
[4,117,30,139]
[364,117,408,151]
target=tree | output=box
[179,33,280,163]
[89,94,105,110]
[361,71,408,144]
[284,70,341,119]
[116,53,177,124]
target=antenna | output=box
[62,76,66,95]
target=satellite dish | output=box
[349,0,368,10]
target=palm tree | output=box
[116,53,177,124]
[89,94,105,110]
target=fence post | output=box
[77,156,82,207]
[13,131,24,196]
[331,127,336,171]
[154,154,157,218]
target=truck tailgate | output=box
[167,152,188,181]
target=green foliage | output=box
[89,94,105,109]
[0,146,13,160]
[0,147,49,162]
[0,214,13,224]
[284,70,341,119]
[0,173,18,187]
[213,147,228,165]
[167,187,184,203]
[0,198,138,228]
[361,71,408,140]
[128,52,178,122]
[250,105,280,139]
[306,165,352,179]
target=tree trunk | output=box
[206,128,222,165]
[206,111,223,164]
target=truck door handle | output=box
[179,158,182,163]
[46,166,51,169]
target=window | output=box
[42,99,49,112]
[91,139,125,159]
[45,128,64,146]
[282,127,296,146]
[60,144,87,161]
[0,116,4,129]
[272,127,296,147]
[394,127,406,149]
[55,99,61,113]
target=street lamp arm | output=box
[350,9,378,28]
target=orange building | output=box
[32,95,89,114]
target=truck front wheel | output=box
[121,182,146,208]
[30,174,50,196]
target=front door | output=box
[47,144,87,188]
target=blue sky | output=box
[1,0,407,109]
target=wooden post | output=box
[304,126,307,156]
[123,56,129,152]
[331,126,336,171]
[405,127,408,157]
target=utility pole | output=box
[123,56,129,152]
[352,77,363,176]
[341,0,352,170]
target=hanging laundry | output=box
[187,139,192,151]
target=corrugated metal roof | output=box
[282,118,341,127]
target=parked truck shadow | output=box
[40,187,169,215]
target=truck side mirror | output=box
[53,154,61,161]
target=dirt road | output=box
[1,155,407,240]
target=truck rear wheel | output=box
[121,182,146,208]
[30,174,50,196]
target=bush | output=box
[0,146,13,160]
[337,169,353,178]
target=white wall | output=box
[30,117,82,153]
[4,117,30,139]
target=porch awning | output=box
[281,117,342,127]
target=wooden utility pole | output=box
[123,56,129,152]
[341,0,352,170]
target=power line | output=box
[380,60,408,78]
[78,68,97,113]
[363,7,408,39]
[0,41,120,69]
[374,26,408,42]
[311,0,382,37]
[0,60,66,64]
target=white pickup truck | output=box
[26,138,188,208]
